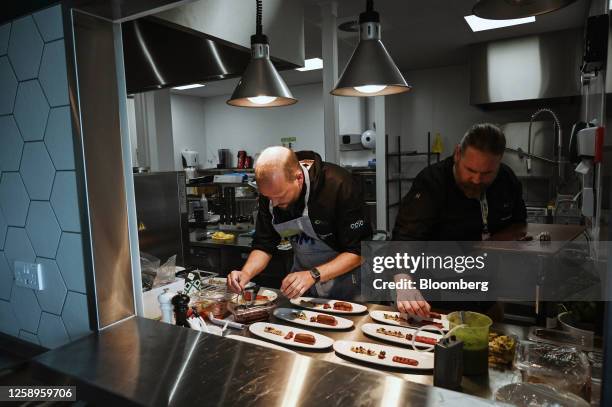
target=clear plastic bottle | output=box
[200,193,209,221]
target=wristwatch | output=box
[309,267,321,282]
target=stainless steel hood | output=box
[470,28,583,105]
[121,16,298,94]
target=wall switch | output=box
[14,261,44,291]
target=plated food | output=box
[361,323,442,349]
[273,308,354,330]
[334,340,434,370]
[290,297,367,314]
[488,332,517,367]
[249,322,334,349]
[369,310,449,332]
[233,288,278,306]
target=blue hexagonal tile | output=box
[35,258,66,315]
[0,253,12,301]
[19,330,40,345]
[33,6,63,42]
[20,142,55,200]
[0,116,24,172]
[14,80,50,142]
[26,201,61,258]
[62,291,90,340]
[0,173,30,227]
[0,299,19,337]
[38,312,69,349]
[56,233,85,294]
[51,172,80,233]
[11,285,41,333]
[0,23,10,56]
[0,210,6,249]
[45,107,74,170]
[8,16,43,81]
[4,227,36,272]
[0,57,17,115]
[39,40,68,107]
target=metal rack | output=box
[385,132,440,228]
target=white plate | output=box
[334,340,434,370]
[226,334,296,354]
[273,308,354,330]
[369,310,449,332]
[249,322,334,350]
[290,297,367,314]
[206,277,255,289]
[234,288,278,306]
[361,323,442,350]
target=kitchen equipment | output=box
[228,302,276,324]
[158,288,176,324]
[528,326,595,351]
[234,186,255,198]
[190,286,234,319]
[495,383,589,407]
[361,129,376,149]
[433,335,464,391]
[171,292,191,328]
[447,311,492,376]
[237,150,247,169]
[199,194,210,221]
[213,174,246,183]
[181,149,199,167]
[558,312,595,349]
[218,149,231,168]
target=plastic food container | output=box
[228,302,276,324]
[495,383,589,407]
[190,287,235,319]
[447,311,492,375]
[514,342,591,400]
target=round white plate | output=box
[226,334,296,354]
[290,297,367,314]
[273,308,354,330]
[234,288,278,306]
[206,277,255,289]
[369,310,449,332]
[249,322,334,350]
[361,323,442,350]
[334,340,434,370]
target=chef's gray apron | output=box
[269,162,360,301]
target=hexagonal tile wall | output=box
[14,80,50,142]
[38,312,69,348]
[19,329,40,345]
[4,227,36,272]
[51,172,80,233]
[33,6,63,43]
[0,116,24,172]
[0,56,17,115]
[8,16,43,81]
[20,142,56,201]
[56,233,85,294]
[0,253,12,301]
[45,106,74,170]
[0,173,30,227]
[11,285,41,334]
[26,201,61,258]
[62,291,90,340]
[0,299,19,337]
[39,40,69,107]
[0,209,6,249]
[0,23,10,55]
[35,258,66,315]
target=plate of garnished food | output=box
[273,308,354,330]
[369,310,449,332]
[290,297,367,314]
[333,340,434,370]
[249,322,334,350]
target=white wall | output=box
[170,94,207,170]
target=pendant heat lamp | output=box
[472,0,578,20]
[227,0,297,107]
[331,0,410,97]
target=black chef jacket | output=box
[252,151,373,255]
[392,156,526,241]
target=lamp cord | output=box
[256,0,263,36]
[367,0,373,12]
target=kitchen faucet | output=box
[527,108,564,180]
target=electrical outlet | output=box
[14,261,44,291]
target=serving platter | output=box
[333,340,434,370]
[361,323,443,350]
[369,310,449,332]
[290,297,367,314]
[273,308,354,330]
[249,322,334,350]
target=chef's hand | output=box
[227,270,251,294]
[396,289,431,317]
[281,271,315,299]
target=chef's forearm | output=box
[316,252,362,282]
[242,249,273,279]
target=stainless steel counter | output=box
[31,316,502,406]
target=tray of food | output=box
[333,340,434,370]
[368,310,449,332]
[361,323,442,349]
[273,308,354,330]
[488,332,517,367]
[290,297,367,314]
[249,322,334,350]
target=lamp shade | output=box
[472,0,578,20]
[332,22,410,97]
[227,43,297,108]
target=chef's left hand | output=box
[281,271,316,299]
